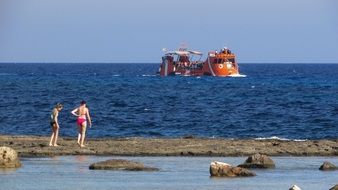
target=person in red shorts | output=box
[71,100,92,148]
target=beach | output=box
[1,135,337,157]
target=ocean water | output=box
[0,63,337,139]
[0,156,337,190]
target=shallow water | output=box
[0,156,337,190]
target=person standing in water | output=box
[71,100,92,147]
[49,103,63,147]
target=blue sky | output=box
[1,0,337,63]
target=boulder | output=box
[319,161,337,171]
[0,147,21,168]
[210,161,256,177]
[289,185,302,190]
[330,184,338,190]
[238,153,275,169]
[89,159,159,171]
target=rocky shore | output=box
[0,135,337,157]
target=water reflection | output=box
[0,167,18,174]
[74,155,88,163]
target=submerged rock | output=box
[0,147,21,168]
[210,161,256,177]
[238,153,275,169]
[89,159,159,171]
[319,161,337,171]
[330,184,338,190]
[289,184,302,190]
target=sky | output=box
[0,0,338,63]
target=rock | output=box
[289,184,302,190]
[319,161,337,171]
[210,161,256,177]
[238,153,275,168]
[0,147,21,168]
[89,159,159,171]
[183,135,195,139]
[330,184,338,190]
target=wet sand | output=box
[0,135,337,157]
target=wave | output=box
[228,73,247,77]
[255,136,307,142]
[0,73,17,76]
[141,74,156,77]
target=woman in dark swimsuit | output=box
[49,103,63,146]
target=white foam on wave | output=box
[142,74,156,77]
[255,136,307,142]
[228,73,247,77]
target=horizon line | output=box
[1,62,338,64]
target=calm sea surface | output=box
[0,156,337,190]
[0,63,337,139]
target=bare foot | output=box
[53,144,59,147]
[80,145,86,148]
[49,144,53,147]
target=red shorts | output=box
[77,117,86,126]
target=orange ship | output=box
[158,47,240,77]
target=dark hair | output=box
[55,103,63,109]
[80,100,86,105]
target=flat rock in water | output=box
[89,159,159,171]
[330,184,338,190]
[319,161,337,171]
[0,147,21,168]
[238,153,275,169]
[210,161,256,177]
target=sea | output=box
[0,63,337,140]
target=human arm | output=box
[71,108,79,117]
[86,108,92,127]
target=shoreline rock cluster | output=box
[209,153,337,190]
[0,135,337,157]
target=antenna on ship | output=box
[179,42,188,51]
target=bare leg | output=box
[77,125,81,146]
[49,132,55,146]
[53,126,59,146]
[80,134,86,147]
[49,124,56,146]
[77,134,81,145]
[80,123,87,147]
